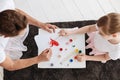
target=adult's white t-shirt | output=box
[0,0,15,63]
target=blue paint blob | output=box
[69,59,73,62]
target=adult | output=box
[0,0,57,72]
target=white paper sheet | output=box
[35,28,86,68]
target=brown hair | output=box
[0,10,28,37]
[97,13,120,35]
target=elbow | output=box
[5,67,17,71]
[101,54,110,63]
[5,64,17,71]
[104,53,110,61]
[88,26,92,33]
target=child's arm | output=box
[59,24,97,36]
[71,25,97,34]
[76,53,110,62]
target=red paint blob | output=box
[50,38,59,47]
[74,56,77,59]
[69,39,73,42]
[59,48,63,51]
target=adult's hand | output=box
[37,48,52,62]
[41,23,58,33]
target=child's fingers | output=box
[59,30,67,36]
[76,56,82,62]
[76,54,85,62]
[58,30,63,34]
[58,30,63,36]
[77,54,84,56]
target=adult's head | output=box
[0,10,28,37]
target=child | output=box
[59,13,120,63]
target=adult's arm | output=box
[15,8,57,33]
[0,48,52,71]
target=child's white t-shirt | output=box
[94,26,120,60]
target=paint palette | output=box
[35,28,86,68]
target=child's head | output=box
[97,13,120,36]
[0,10,28,37]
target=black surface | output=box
[4,20,120,80]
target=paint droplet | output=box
[69,59,73,62]
[50,63,54,66]
[72,45,75,47]
[74,48,79,53]
[59,48,63,51]
[79,50,82,53]
[74,56,77,59]
[69,39,73,42]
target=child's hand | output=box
[38,48,52,62]
[58,29,71,36]
[76,54,87,62]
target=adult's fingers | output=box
[43,48,49,53]
[51,26,56,33]
[46,27,52,33]
[47,48,52,53]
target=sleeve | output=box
[0,49,6,63]
[0,37,8,63]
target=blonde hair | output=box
[97,13,120,35]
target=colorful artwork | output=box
[35,28,86,68]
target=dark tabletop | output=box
[4,20,120,80]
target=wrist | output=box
[69,29,77,35]
[34,21,45,28]
[85,55,90,60]
[39,23,47,28]
[68,31,73,35]
[35,56,42,63]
